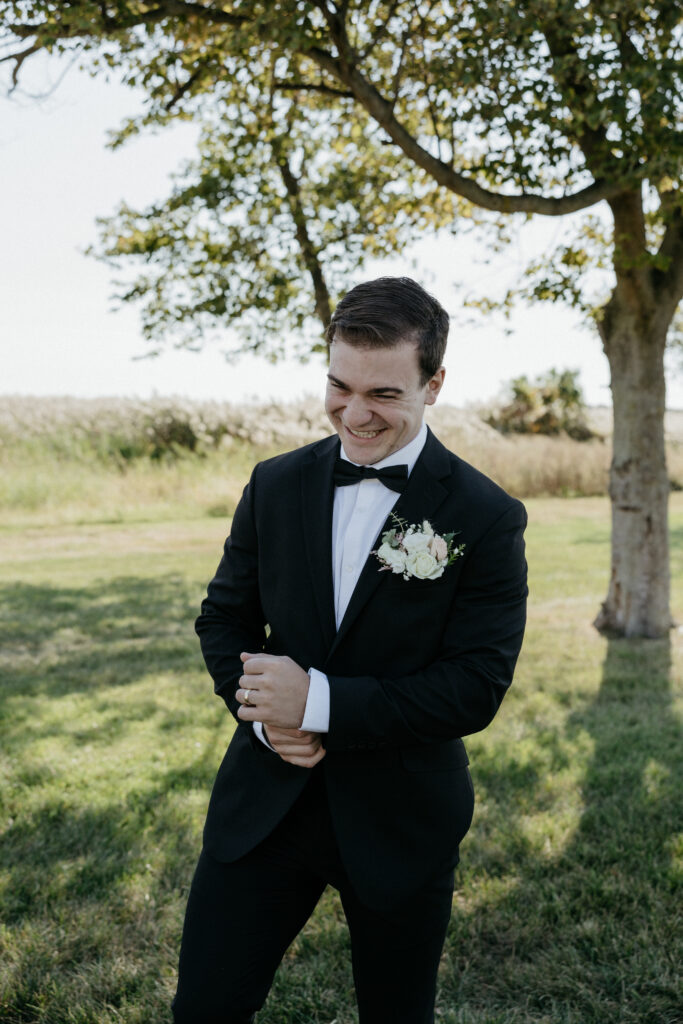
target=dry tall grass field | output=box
[1,397,682,528]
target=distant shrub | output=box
[485,369,596,441]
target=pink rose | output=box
[429,535,449,561]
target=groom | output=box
[172,277,528,1023]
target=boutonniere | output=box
[374,515,465,581]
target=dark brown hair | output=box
[326,277,449,384]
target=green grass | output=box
[1,496,681,1023]
[0,446,279,528]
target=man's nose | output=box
[342,396,374,426]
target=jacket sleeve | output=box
[195,467,267,721]
[324,501,528,751]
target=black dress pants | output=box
[172,768,455,1024]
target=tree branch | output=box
[311,0,359,66]
[276,151,332,333]
[541,18,613,172]
[358,0,402,61]
[272,79,353,98]
[409,0,443,157]
[4,1,248,43]
[266,57,332,336]
[653,206,683,323]
[606,188,658,322]
[0,40,41,90]
[387,25,410,116]
[2,1,251,90]
[305,42,622,215]
[165,65,203,111]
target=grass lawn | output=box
[0,496,681,1023]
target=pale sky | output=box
[1,54,680,409]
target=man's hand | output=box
[263,725,326,768]
[236,652,310,729]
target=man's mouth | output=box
[345,427,384,439]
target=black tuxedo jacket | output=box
[195,428,527,909]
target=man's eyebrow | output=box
[327,373,404,395]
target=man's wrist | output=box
[253,721,275,750]
[301,668,330,733]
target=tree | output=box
[91,94,458,359]
[1,1,681,638]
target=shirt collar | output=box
[339,421,427,477]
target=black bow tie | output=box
[333,458,409,494]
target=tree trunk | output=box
[595,310,671,637]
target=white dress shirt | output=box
[253,422,428,747]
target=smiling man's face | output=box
[324,337,445,465]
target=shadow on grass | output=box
[0,576,206,747]
[441,637,681,1024]
[1,796,211,1024]
[1,572,358,1023]
[0,574,228,1024]
[0,572,194,648]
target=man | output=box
[173,277,528,1023]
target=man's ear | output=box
[424,367,446,406]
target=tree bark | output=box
[595,289,672,638]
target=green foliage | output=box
[93,99,460,358]
[1,1,681,356]
[486,368,596,440]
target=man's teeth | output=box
[348,428,381,438]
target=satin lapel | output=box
[326,429,451,660]
[301,436,338,651]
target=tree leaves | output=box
[1,0,681,356]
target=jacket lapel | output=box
[326,428,451,659]
[301,436,339,652]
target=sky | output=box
[1,53,681,410]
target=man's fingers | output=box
[271,741,322,757]
[236,687,259,706]
[237,705,301,729]
[240,658,265,676]
[261,722,326,766]
[270,730,318,744]
[278,748,326,768]
[266,727,320,746]
[268,726,310,740]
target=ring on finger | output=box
[243,688,255,707]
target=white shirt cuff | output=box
[253,721,275,750]
[301,668,330,733]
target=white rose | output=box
[377,541,407,574]
[402,530,431,554]
[405,549,445,580]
